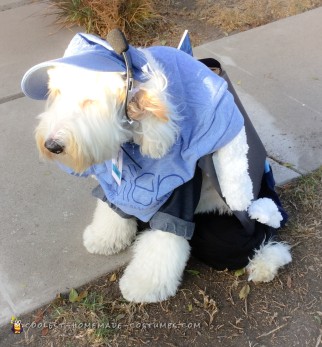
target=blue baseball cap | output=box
[21,33,151,100]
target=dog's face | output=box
[35,66,132,173]
[35,65,179,173]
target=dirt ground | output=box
[1,1,322,346]
[151,0,231,47]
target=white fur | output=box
[119,230,190,302]
[212,127,254,211]
[132,108,178,159]
[83,200,137,255]
[248,197,283,228]
[47,67,131,161]
[131,52,180,159]
[39,62,179,172]
[247,241,292,282]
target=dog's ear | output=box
[127,90,169,122]
[128,89,179,159]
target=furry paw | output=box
[83,200,137,256]
[83,223,136,255]
[119,230,190,303]
[248,198,283,228]
[247,241,292,282]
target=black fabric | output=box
[186,58,284,270]
[260,167,288,227]
[190,166,287,270]
[156,165,202,222]
[198,58,267,236]
[190,213,277,270]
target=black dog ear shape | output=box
[106,28,135,124]
[106,29,129,55]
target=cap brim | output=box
[21,52,126,100]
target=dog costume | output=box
[21,33,287,271]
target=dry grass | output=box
[47,0,161,45]
[283,166,322,211]
[198,0,322,34]
[43,0,322,47]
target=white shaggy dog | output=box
[22,32,291,303]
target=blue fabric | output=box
[60,46,244,222]
[177,30,193,56]
[23,33,244,222]
[21,33,151,100]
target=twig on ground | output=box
[256,323,288,339]
[315,331,322,347]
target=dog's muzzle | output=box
[44,139,64,154]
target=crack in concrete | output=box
[0,92,25,105]
[267,154,304,175]
[0,0,32,12]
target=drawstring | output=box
[121,145,142,169]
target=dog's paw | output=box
[119,230,190,303]
[83,221,136,255]
[248,198,283,228]
[83,200,137,255]
[247,241,292,282]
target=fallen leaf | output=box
[69,288,79,303]
[239,284,250,300]
[53,293,65,305]
[287,276,292,288]
[185,269,200,276]
[77,290,88,301]
[41,327,49,336]
[234,268,246,277]
[109,273,117,282]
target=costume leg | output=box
[247,241,292,282]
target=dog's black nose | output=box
[44,139,64,154]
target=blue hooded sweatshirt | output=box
[22,34,244,228]
[68,46,244,222]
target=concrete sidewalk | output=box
[194,8,322,180]
[0,1,321,328]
